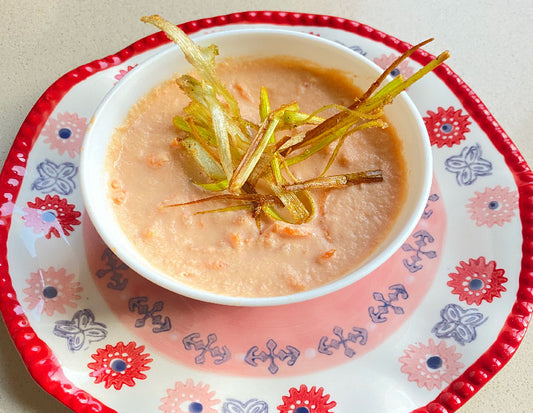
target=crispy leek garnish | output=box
[142,15,449,226]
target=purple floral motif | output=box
[368,284,408,323]
[349,45,367,56]
[445,143,492,186]
[432,303,487,346]
[31,159,77,195]
[245,339,300,375]
[95,247,129,290]
[53,309,107,351]
[318,326,368,357]
[335,41,366,56]
[182,333,231,365]
[222,399,268,413]
[401,230,437,272]
[422,193,440,219]
[128,297,171,333]
[41,112,87,158]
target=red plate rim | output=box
[0,10,532,413]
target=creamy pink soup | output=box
[106,57,407,297]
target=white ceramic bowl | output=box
[81,28,432,306]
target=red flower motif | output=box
[23,195,81,239]
[447,257,508,305]
[88,341,152,389]
[466,186,518,227]
[278,385,336,413]
[159,379,220,413]
[423,106,471,147]
[399,339,464,390]
[23,267,82,316]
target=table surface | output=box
[1,1,532,412]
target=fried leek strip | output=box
[143,15,449,224]
[141,15,240,117]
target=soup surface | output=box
[106,57,407,297]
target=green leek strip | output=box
[179,137,226,181]
[229,114,281,192]
[263,205,285,221]
[184,117,221,163]
[247,153,274,187]
[293,109,383,153]
[173,116,214,145]
[271,154,283,186]
[280,111,325,128]
[285,124,351,167]
[286,107,361,152]
[177,75,207,104]
[360,38,435,101]
[284,170,383,192]
[364,50,451,112]
[268,181,310,224]
[276,132,306,152]
[368,76,404,101]
[183,101,213,131]
[287,119,386,168]
[162,193,280,209]
[195,204,252,215]
[195,179,229,192]
[141,15,240,117]
[259,87,270,122]
[291,42,447,152]
[203,85,234,180]
[225,118,251,153]
[295,189,316,223]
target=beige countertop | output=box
[0,1,532,412]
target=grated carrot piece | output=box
[229,232,243,248]
[273,222,312,238]
[320,249,336,259]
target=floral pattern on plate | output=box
[0,11,530,413]
[399,339,464,390]
[41,111,87,158]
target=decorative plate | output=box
[1,11,532,413]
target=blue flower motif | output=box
[53,309,107,351]
[432,303,487,345]
[222,398,268,413]
[444,144,492,186]
[31,159,78,195]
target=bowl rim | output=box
[80,27,433,307]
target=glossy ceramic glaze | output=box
[81,28,432,306]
